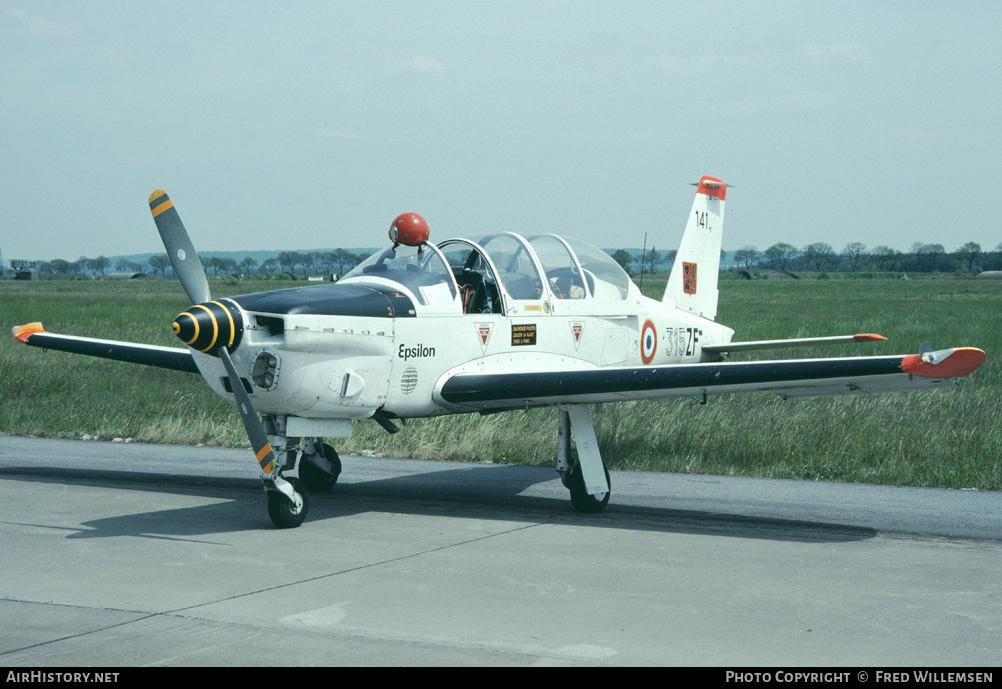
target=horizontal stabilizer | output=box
[11,323,199,374]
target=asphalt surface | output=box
[0,435,999,666]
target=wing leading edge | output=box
[12,323,199,374]
[438,347,985,411]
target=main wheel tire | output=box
[568,463,611,514]
[268,477,310,528]
[300,442,342,493]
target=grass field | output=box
[2,275,999,490]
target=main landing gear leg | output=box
[556,405,611,514]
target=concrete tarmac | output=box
[0,435,999,666]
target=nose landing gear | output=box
[263,434,343,528]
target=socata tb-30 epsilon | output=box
[12,176,986,528]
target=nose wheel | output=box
[267,477,309,529]
[263,437,342,528]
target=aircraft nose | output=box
[173,300,243,354]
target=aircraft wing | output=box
[437,346,985,411]
[12,322,199,374]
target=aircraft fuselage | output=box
[190,282,733,428]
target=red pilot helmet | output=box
[389,212,429,246]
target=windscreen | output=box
[341,244,457,306]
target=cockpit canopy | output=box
[340,232,631,311]
[342,243,457,306]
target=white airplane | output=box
[12,176,986,528]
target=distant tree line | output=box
[730,240,1002,275]
[23,240,1002,280]
[609,248,678,276]
[31,249,370,279]
[608,240,1002,276]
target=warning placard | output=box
[511,323,537,346]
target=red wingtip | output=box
[12,322,45,343]
[901,347,986,378]
[854,333,888,342]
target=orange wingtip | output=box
[12,322,45,343]
[854,333,888,342]
[148,189,167,203]
[901,347,986,378]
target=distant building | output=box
[11,259,39,281]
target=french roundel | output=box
[640,319,657,365]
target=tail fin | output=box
[663,175,728,321]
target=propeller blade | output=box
[149,190,211,305]
[218,346,305,522]
[217,346,278,476]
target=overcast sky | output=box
[3,1,1000,262]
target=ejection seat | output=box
[456,269,492,314]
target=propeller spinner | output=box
[171,299,244,354]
